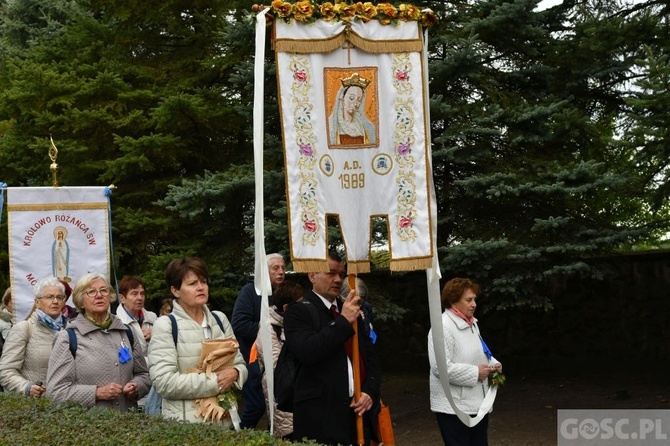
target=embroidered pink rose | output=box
[396,70,409,82]
[399,216,412,229]
[300,143,313,157]
[304,220,317,232]
[294,70,307,82]
[397,142,411,155]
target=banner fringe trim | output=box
[346,262,371,275]
[274,33,421,54]
[292,259,330,273]
[390,257,432,272]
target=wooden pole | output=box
[348,273,364,445]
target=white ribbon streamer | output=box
[229,404,241,431]
[253,7,276,435]
[423,28,497,427]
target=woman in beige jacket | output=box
[148,257,247,426]
[0,277,67,396]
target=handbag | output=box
[372,399,395,446]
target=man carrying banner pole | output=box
[283,251,380,446]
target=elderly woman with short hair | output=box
[428,277,502,446]
[46,272,150,411]
[0,277,67,397]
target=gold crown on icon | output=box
[340,73,371,90]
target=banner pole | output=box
[348,273,364,445]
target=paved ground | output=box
[381,372,669,445]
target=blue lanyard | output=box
[480,336,492,361]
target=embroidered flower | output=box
[299,143,313,157]
[399,216,413,229]
[294,70,307,82]
[304,220,317,232]
[397,142,411,156]
[396,70,409,82]
[293,0,314,22]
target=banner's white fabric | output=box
[7,187,110,321]
[275,20,433,273]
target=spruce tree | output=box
[426,0,669,308]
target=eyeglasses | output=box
[37,295,66,302]
[84,288,111,298]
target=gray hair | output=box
[266,253,285,267]
[33,277,66,299]
[71,272,117,311]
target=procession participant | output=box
[232,253,286,429]
[149,257,247,426]
[46,272,150,411]
[284,251,381,445]
[0,277,67,397]
[428,278,502,446]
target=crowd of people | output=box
[0,252,502,446]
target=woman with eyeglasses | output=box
[46,272,150,411]
[0,277,68,397]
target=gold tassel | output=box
[389,257,432,272]
[346,261,371,275]
[293,259,331,273]
[348,33,422,53]
[275,34,346,53]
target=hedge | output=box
[0,392,322,446]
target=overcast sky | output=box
[536,0,564,11]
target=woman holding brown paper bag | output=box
[148,257,247,427]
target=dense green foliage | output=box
[424,0,670,309]
[0,0,668,310]
[0,391,320,446]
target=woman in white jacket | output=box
[149,257,247,427]
[427,278,502,446]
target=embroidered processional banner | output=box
[272,2,436,273]
[7,187,111,321]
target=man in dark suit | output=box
[284,251,380,445]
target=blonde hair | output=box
[71,272,117,311]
